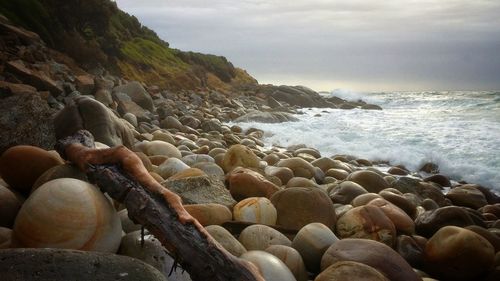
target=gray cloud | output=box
[115,0,500,91]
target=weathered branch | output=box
[56,130,263,281]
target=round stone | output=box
[144,140,182,158]
[156,158,189,179]
[0,184,24,228]
[238,224,291,251]
[205,225,247,257]
[31,163,87,192]
[227,167,281,201]
[367,198,415,234]
[291,222,339,273]
[336,205,396,247]
[270,187,337,230]
[346,170,389,193]
[184,203,232,226]
[0,226,12,249]
[240,250,297,281]
[425,226,495,281]
[446,185,488,209]
[276,157,316,178]
[286,177,319,188]
[0,145,64,195]
[265,166,294,185]
[222,144,260,172]
[13,178,122,253]
[321,238,421,281]
[233,197,277,225]
[265,245,308,281]
[329,181,368,204]
[351,193,382,207]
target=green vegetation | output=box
[0,0,256,90]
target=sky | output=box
[114,0,500,92]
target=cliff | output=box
[0,0,257,91]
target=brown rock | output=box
[0,226,12,249]
[184,203,232,226]
[75,75,95,95]
[222,144,260,172]
[286,177,319,188]
[325,168,349,180]
[336,205,396,247]
[424,174,450,187]
[379,190,417,218]
[465,225,500,252]
[347,170,389,193]
[329,181,368,204]
[367,198,415,234]
[276,157,316,178]
[321,238,421,281]
[388,166,408,175]
[447,184,488,209]
[5,60,62,95]
[0,145,63,195]
[270,187,337,230]
[226,167,281,201]
[351,193,382,207]
[415,206,476,237]
[31,163,87,192]
[265,165,294,185]
[396,235,426,267]
[425,226,495,281]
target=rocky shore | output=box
[1,13,499,281]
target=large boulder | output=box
[54,96,135,148]
[270,187,336,230]
[0,82,57,154]
[0,248,166,281]
[113,81,154,112]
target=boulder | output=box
[425,226,495,281]
[54,96,134,148]
[346,170,389,193]
[276,157,316,179]
[226,167,281,201]
[0,184,24,227]
[5,60,62,95]
[336,205,396,247]
[240,250,296,281]
[265,245,308,281]
[113,81,154,112]
[239,224,292,251]
[270,187,336,230]
[321,238,421,281]
[234,111,299,123]
[0,85,57,154]
[184,203,232,226]
[222,144,260,172]
[0,248,166,281]
[233,197,277,225]
[315,261,389,281]
[447,185,488,209]
[205,225,247,257]
[415,206,476,237]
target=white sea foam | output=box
[230,91,500,191]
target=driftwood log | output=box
[55,130,264,281]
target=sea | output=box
[231,90,500,192]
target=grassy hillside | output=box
[0,0,257,90]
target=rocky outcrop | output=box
[234,110,299,123]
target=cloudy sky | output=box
[115,0,500,92]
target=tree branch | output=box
[56,130,263,281]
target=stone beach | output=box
[1,11,500,281]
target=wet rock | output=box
[0,184,24,227]
[424,174,450,187]
[425,226,495,281]
[346,170,389,193]
[234,110,299,123]
[415,206,476,237]
[396,235,426,267]
[447,184,488,209]
[276,157,316,179]
[329,181,368,204]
